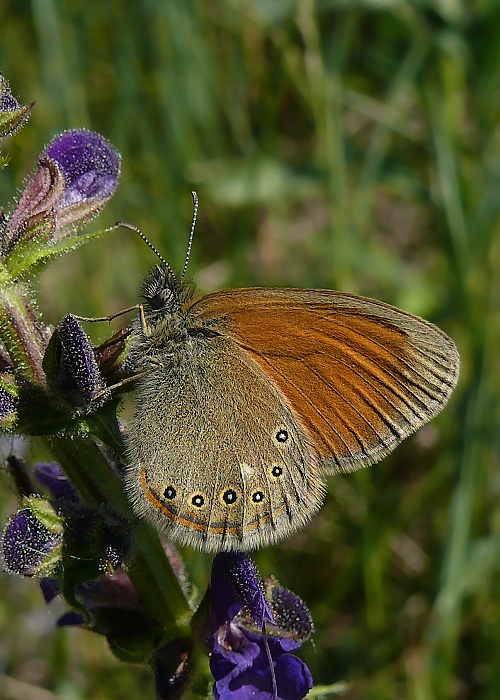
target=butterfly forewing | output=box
[191,288,460,475]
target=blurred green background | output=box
[0,0,498,698]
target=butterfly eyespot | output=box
[276,429,289,443]
[251,491,264,503]
[271,466,283,478]
[221,489,238,505]
[190,493,206,508]
[163,486,177,500]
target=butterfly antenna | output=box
[181,191,199,280]
[115,221,176,278]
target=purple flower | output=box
[1,129,120,258]
[211,624,312,700]
[45,130,120,208]
[57,610,86,627]
[52,314,106,408]
[33,462,78,502]
[40,577,61,603]
[1,505,62,577]
[211,552,274,628]
[209,553,313,700]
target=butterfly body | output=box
[124,265,459,552]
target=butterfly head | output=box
[133,265,199,356]
[141,265,197,316]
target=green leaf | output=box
[23,496,64,534]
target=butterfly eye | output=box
[251,491,264,503]
[190,493,206,508]
[271,466,283,478]
[163,485,177,500]
[275,429,289,443]
[221,488,239,505]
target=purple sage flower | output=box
[57,610,86,627]
[209,553,313,700]
[52,314,107,408]
[1,506,62,577]
[211,552,274,628]
[211,625,313,700]
[40,577,61,603]
[1,129,121,258]
[45,129,120,209]
[33,462,78,502]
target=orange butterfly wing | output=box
[191,288,460,474]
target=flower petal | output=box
[40,577,61,603]
[33,462,78,502]
[211,624,312,700]
[273,653,313,700]
[57,610,85,627]
[211,553,274,628]
[44,129,120,207]
[211,625,262,698]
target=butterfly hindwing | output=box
[125,332,325,551]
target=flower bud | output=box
[0,74,34,139]
[1,497,63,577]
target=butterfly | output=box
[121,197,460,552]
